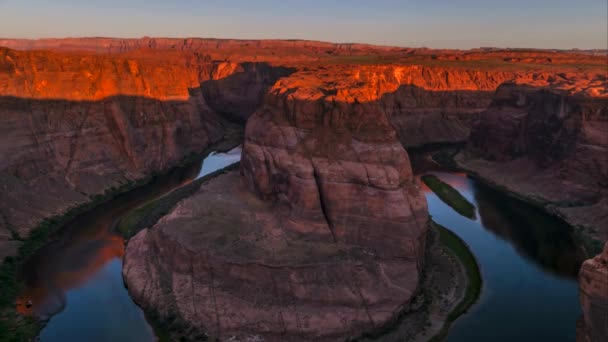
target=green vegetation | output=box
[422,174,477,219]
[435,221,482,321]
[116,163,240,239]
[430,220,482,341]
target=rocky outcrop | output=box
[123,72,430,340]
[457,79,608,241]
[241,72,430,257]
[578,242,608,342]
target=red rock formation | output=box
[578,242,608,342]
[241,69,429,258]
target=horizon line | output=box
[1,36,606,52]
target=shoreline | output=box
[428,221,483,341]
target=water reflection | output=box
[423,172,583,341]
[473,183,586,278]
[17,147,241,341]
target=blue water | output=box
[39,260,154,342]
[424,172,584,342]
[196,147,242,179]
[20,147,242,342]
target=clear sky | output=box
[1,0,606,49]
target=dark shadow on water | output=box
[473,180,587,278]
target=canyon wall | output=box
[0,47,289,261]
[1,40,606,263]
[458,79,608,241]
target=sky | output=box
[0,0,606,49]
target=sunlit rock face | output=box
[578,243,608,342]
[1,42,605,252]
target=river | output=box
[17,153,586,341]
[423,172,586,341]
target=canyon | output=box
[0,38,606,341]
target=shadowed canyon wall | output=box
[0,47,291,260]
[460,80,608,241]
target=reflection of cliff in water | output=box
[16,157,202,318]
[473,183,587,278]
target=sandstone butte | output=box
[0,38,606,341]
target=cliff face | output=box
[241,68,435,256]
[458,79,608,240]
[578,242,608,342]
[0,48,290,261]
